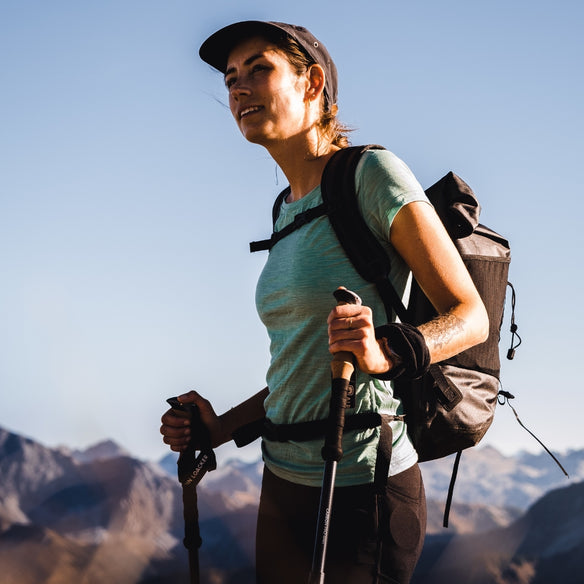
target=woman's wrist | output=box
[371,323,431,381]
[219,387,269,445]
[217,408,242,445]
[377,336,403,373]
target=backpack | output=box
[249,144,566,525]
[320,145,511,461]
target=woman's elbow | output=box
[474,301,490,345]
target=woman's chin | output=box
[240,126,269,145]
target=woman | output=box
[161,20,488,584]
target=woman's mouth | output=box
[240,105,263,119]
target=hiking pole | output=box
[309,288,361,584]
[167,397,217,584]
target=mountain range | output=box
[1,425,581,583]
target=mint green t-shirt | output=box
[255,148,430,487]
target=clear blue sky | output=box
[1,0,582,463]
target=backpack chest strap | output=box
[249,203,328,252]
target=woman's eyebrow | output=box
[224,53,264,81]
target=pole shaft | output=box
[309,460,337,583]
[308,288,361,583]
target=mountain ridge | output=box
[0,426,580,583]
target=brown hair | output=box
[272,34,352,149]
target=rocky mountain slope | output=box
[420,445,578,511]
[1,426,581,583]
[412,480,584,584]
[0,427,254,583]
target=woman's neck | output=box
[268,136,340,202]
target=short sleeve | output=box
[354,148,430,244]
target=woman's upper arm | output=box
[390,201,483,317]
[354,148,487,351]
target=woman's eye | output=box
[225,64,269,89]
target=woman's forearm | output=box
[418,304,488,365]
[218,386,269,445]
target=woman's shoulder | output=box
[351,145,429,238]
[356,147,415,181]
[354,146,425,200]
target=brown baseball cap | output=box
[199,21,338,110]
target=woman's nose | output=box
[229,78,251,100]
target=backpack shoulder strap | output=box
[249,187,289,252]
[321,145,409,323]
[249,186,328,253]
[270,186,289,225]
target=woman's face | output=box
[224,36,315,146]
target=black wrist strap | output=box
[373,323,431,380]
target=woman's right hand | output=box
[160,390,222,452]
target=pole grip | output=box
[321,377,352,462]
[321,288,361,462]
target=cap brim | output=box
[199,21,289,73]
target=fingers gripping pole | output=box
[323,287,361,461]
[309,288,361,584]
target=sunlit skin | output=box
[225,36,337,202]
[160,36,489,452]
[225,37,313,147]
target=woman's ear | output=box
[306,64,326,103]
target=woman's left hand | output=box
[327,303,393,375]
